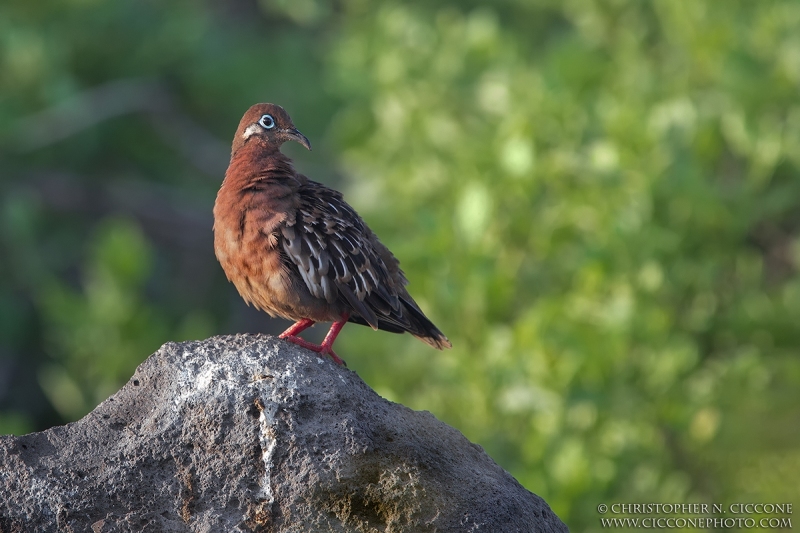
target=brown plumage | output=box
[213,103,451,364]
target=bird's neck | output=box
[223,141,297,190]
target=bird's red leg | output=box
[315,314,349,365]
[279,318,315,339]
[280,319,327,353]
[278,315,349,366]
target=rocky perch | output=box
[0,334,567,532]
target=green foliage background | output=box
[2,0,799,529]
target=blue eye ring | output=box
[259,114,275,129]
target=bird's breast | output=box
[213,188,297,316]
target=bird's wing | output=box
[277,181,403,329]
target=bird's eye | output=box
[259,114,275,129]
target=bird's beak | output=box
[284,128,312,151]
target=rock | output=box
[0,334,567,532]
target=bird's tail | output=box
[346,295,452,349]
[400,297,452,350]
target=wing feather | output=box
[272,179,450,349]
[277,180,399,323]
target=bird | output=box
[213,103,451,365]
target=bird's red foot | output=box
[282,334,346,366]
[279,316,349,366]
[316,345,346,366]
[325,349,345,366]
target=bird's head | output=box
[232,103,311,155]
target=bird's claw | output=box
[320,348,346,366]
[282,335,346,366]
